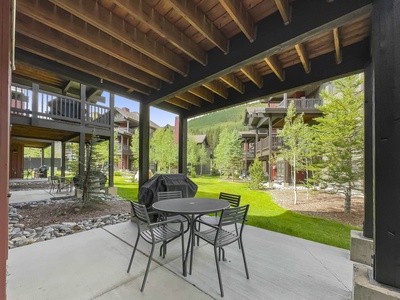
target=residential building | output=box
[114,107,160,171]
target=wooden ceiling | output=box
[13,0,372,119]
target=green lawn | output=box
[114,175,361,250]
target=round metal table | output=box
[152,197,230,276]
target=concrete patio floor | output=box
[7,218,354,299]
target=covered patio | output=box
[7,221,352,299]
[2,0,400,299]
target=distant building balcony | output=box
[255,136,283,157]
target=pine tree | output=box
[249,158,265,189]
[313,75,364,213]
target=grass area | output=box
[114,175,360,250]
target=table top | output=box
[152,198,230,215]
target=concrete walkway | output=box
[7,220,354,299]
[9,188,74,204]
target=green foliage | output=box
[130,129,139,170]
[276,101,312,204]
[248,158,265,189]
[214,129,243,180]
[313,75,364,213]
[150,127,178,173]
[187,136,209,175]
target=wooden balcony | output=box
[245,98,323,129]
[10,83,113,143]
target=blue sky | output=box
[114,95,177,127]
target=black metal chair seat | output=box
[127,201,185,292]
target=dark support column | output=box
[268,114,273,181]
[79,84,86,177]
[372,0,400,287]
[61,142,66,177]
[109,94,115,187]
[363,63,373,239]
[79,132,85,177]
[31,83,39,126]
[139,104,150,188]
[0,0,11,297]
[50,142,55,177]
[178,116,188,175]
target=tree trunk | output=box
[344,188,352,213]
[293,154,297,205]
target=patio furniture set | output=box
[128,192,250,297]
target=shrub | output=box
[248,158,265,190]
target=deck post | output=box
[177,116,188,175]
[138,103,150,188]
[0,0,11,298]
[372,0,400,288]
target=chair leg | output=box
[127,233,141,273]
[239,238,249,279]
[141,243,155,292]
[181,229,186,276]
[214,246,224,297]
[235,223,241,249]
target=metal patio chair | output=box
[157,191,190,257]
[192,204,250,297]
[197,192,241,246]
[127,201,185,292]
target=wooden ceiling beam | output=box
[295,43,311,74]
[219,0,256,42]
[264,55,285,81]
[169,0,229,53]
[202,81,228,99]
[16,35,151,95]
[166,97,192,110]
[240,65,263,88]
[188,86,214,103]
[333,28,343,64]
[16,16,161,90]
[274,0,291,25]
[45,0,188,75]
[220,73,245,94]
[113,0,206,65]
[17,1,175,83]
[176,92,202,107]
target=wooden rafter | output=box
[274,0,291,25]
[333,27,343,64]
[176,92,202,107]
[169,0,229,54]
[264,55,285,81]
[16,35,151,95]
[219,0,256,42]
[189,86,214,103]
[17,1,175,83]
[46,0,188,75]
[203,81,228,99]
[112,0,206,65]
[220,74,245,94]
[16,16,161,90]
[295,43,311,74]
[166,97,191,110]
[240,65,263,88]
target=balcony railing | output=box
[277,98,322,109]
[255,136,283,156]
[10,83,111,128]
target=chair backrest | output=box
[219,192,241,207]
[130,201,151,224]
[157,190,182,201]
[219,205,249,229]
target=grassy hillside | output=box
[188,102,263,147]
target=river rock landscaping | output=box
[8,195,131,249]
